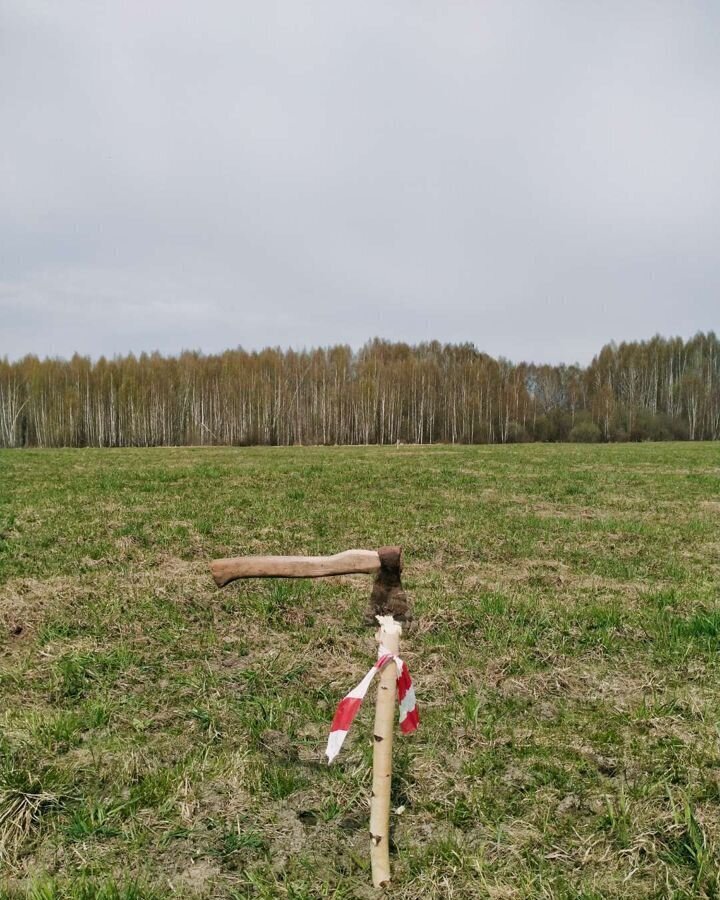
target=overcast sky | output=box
[1,1,718,365]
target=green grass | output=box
[0,443,719,898]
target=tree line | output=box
[1,333,718,447]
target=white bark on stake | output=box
[370,615,402,888]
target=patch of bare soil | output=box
[524,501,612,521]
[0,575,84,647]
[155,553,206,579]
[487,653,659,713]
[462,559,648,600]
[170,860,222,895]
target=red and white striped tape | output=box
[326,645,419,763]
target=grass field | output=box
[1,443,719,899]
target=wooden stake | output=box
[370,615,402,888]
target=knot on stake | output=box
[325,634,418,763]
[364,546,412,626]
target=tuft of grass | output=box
[599,786,632,849]
[50,648,136,701]
[661,790,719,892]
[64,802,123,842]
[16,879,162,900]
[0,770,69,867]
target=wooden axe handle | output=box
[211,548,382,587]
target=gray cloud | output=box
[1,0,718,364]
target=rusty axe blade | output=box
[363,546,412,625]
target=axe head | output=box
[363,546,412,626]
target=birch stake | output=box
[370,615,402,888]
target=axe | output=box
[211,545,412,625]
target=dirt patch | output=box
[155,554,206,579]
[524,501,612,521]
[490,655,657,712]
[462,559,648,600]
[0,575,85,647]
[172,860,222,894]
